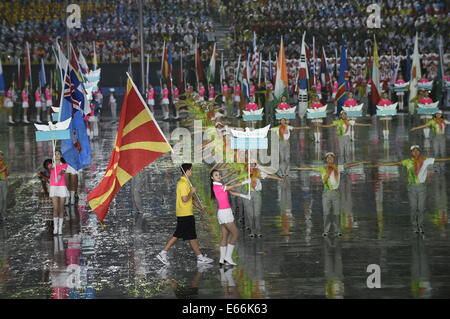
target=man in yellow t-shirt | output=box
[156,163,213,266]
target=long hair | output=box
[210,169,219,200]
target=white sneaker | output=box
[197,254,213,264]
[156,252,170,265]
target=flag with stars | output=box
[87,74,172,223]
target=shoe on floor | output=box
[197,254,213,264]
[156,252,170,265]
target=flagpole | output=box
[138,0,145,93]
[125,72,205,210]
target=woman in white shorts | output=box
[44,85,52,121]
[21,87,30,124]
[161,83,170,120]
[49,150,69,235]
[65,164,79,205]
[211,169,249,266]
[233,81,241,117]
[35,87,43,123]
[147,84,155,114]
[4,87,15,124]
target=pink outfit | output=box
[6,90,12,98]
[173,88,179,99]
[418,78,430,83]
[22,90,28,102]
[277,103,290,110]
[246,103,259,111]
[162,88,169,99]
[147,89,154,99]
[199,87,205,97]
[311,102,323,109]
[223,85,229,94]
[209,87,214,98]
[35,90,42,102]
[332,82,338,93]
[378,99,393,106]
[213,182,231,210]
[420,98,433,104]
[249,85,256,96]
[45,88,51,100]
[444,76,450,81]
[49,163,68,187]
[315,83,322,93]
[234,85,241,96]
[344,99,357,107]
[395,79,406,85]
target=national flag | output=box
[60,62,91,171]
[274,37,288,99]
[371,37,381,106]
[18,58,23,90]
[405,48,412,82]
[0,58,5,93]
[78,50,89,75]
[251,32,259,80]
[25,42,32,88]
[39,59,47,88]
[92,41,98,70]
[195,39,203,86]
[320,47,331,94]
[242,51,250,102]
[87,75,172,223]
[268,52,273,82]
[207,43,216,84]
[297,32,309,117]
[335,44,349,114]
[311,37,317,86]
[432,37,444,104]
[409,33,421,114]
[235,54,241,83]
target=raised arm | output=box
[410,124,428,131]
[354,123,371,127]
[291,167,318,171]
[319,123,335,128]
[434,157,450,162]
[375,161,402,167]
[293,126,310,130]
[344,160,370,169]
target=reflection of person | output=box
[0,151,9,216]
[293,152,368,236]
[411,236,431,298]
[211,169,249,265]
[376,145,450,233]
[324,237,344,299]
[156,164,213,265]
[109,89,117,120]
[38,158,52,197]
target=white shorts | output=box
[88,116,98,122]
[198,97,205,101]
[35,101,42,108]
[312,119,323,123]
[22,102,29,108]
[217,208,235,224]
[234,95,240,103]
[173,98,179,103]
[66,165,79,175]
[4,98,13,108]
[147,99,155,106]
[49,185,70,198]
[209,97,214,101]
[46,100,53,107]
[162,98,169,104]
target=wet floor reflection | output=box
[0,113,449,298]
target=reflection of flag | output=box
[87,75,172,223]
[409,33,421,114]
[274,37,288,99]
[0,58,5,93]
[336,44,349,114]
[25,42,32,88]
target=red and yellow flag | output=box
[87,75,172,222]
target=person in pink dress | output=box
[309,94,326,143]
[161,83,170,121]
[185,82,193,95]
[49,150,69,235]
[210,169,249,265]
[395,74,406,85]
[419,90,433,105]
[378,92,394,140]
[21,85,30,124]
[198,83,206,102]
[343,92,358,107]
[208,85,215,101]
[234,81,241,117]
[249,80,256,98]
[277,95,291,110]
[245,95,259,111]
[394,74,407,111]
[35,87,43,123]
[315,79,322,100]
[222,80,231,116]
[147,84,155,114]
[418,90,435,139]
[4,87,15,124]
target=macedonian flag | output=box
[87,74,172,222]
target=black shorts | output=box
[173,215,197,241]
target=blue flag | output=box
[39,59,47,88]
[60,65,91,170]
[0,59,5,93]
[405,49,412,82]
[336,44,349,114]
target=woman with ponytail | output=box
[210,169,249,266]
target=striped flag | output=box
[251,32,259,80]
[371,37,381,106]
[87,75,172,223]
[25,42,32,88]
[274,37,288,99]
[335,44,349,114]
[409,33,421,114]
[298,32,309,117]
[320,47,331,94]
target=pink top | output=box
[234,85,241,96]
[420,98,433,104]
[49,163,68,187]
[378,99,393,106]
[22,90,28,102]
[277,103,290,110]
[35,90,42,102]
[246,103,259,111]
[311,102,323,109]
[6,90,12,98]
[173,88,179,99]
[199,87,205,97]
[395,79,406,85]
[147,89,154,100]
[209,87,214,98]
[249,85,256,96]
[332,82,338,93]
[444,76,450,81]
[223,85,229,94]
[418,78,430,83]
[186,87,193,93]
[213,182,231,210]
[162,88,169,99]
[315,83,322,92]
[344,99,357,107]
[45,88,51,100]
